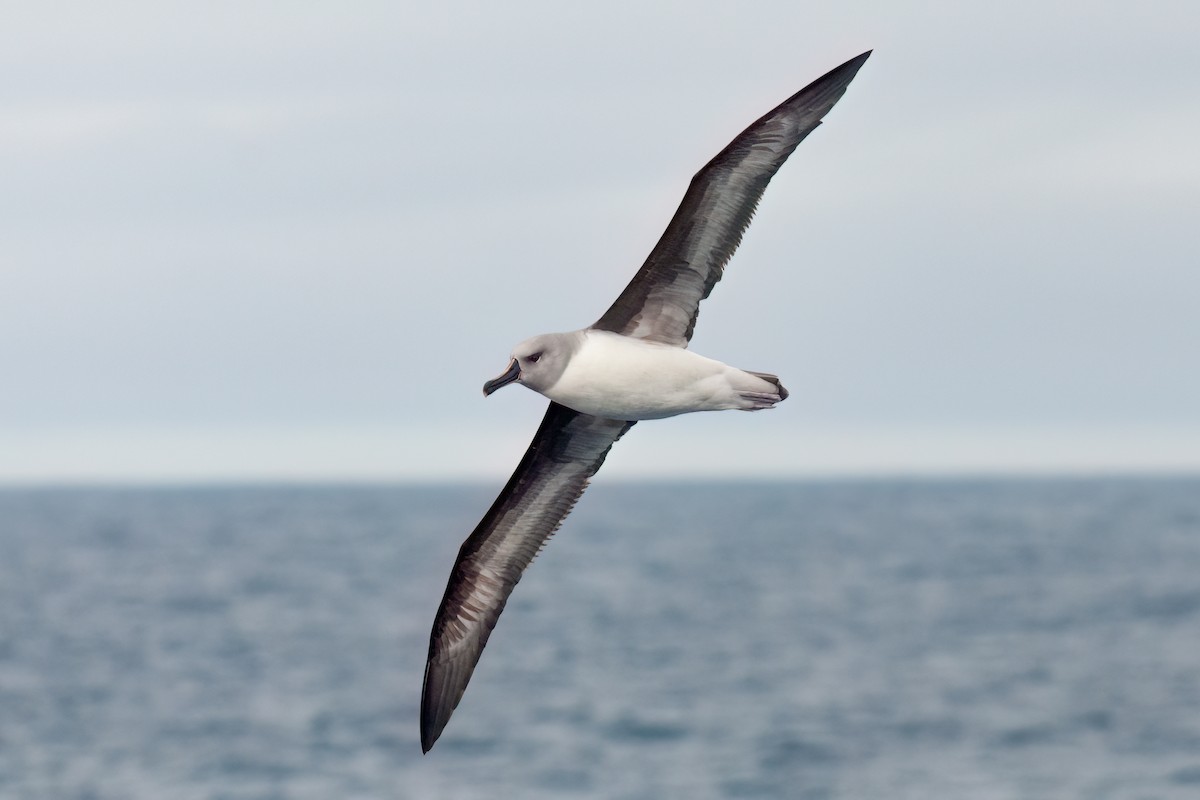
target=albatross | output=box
[421,50,871,752]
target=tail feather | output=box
[746,370,789,401]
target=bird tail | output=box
[746,370,789,401]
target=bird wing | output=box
[420,402,634,752]
[591,50,871,347]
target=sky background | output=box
[3,2,1198,483]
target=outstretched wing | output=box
[592,50,871,347]
[420,402,634,752]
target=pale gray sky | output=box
[3,2,1198,482]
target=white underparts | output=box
[538,330,785,421]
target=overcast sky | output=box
[3,2,1198,482]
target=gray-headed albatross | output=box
[421,50,871,752]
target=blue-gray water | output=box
[2,479,1199,799]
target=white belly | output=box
[541,331,767,420]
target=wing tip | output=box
[420,658,452,753]
[419,689,450,753]
[820,49,873,89]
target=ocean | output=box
[1,478,1198,799]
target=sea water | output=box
[1,479,1198,799]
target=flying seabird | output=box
[421,50,871,752]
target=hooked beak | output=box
[482,358,521,396]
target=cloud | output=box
[3,2,1198,481]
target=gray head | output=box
[482,332,579,397]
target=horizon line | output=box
[3,467,1198,491]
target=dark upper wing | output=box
[592,50,871,347]
[420,402,634,752]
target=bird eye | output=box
[528,352,542,363]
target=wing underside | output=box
[420,402,634,751]
[592,50,871,347]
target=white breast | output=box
[542,330,746,420]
